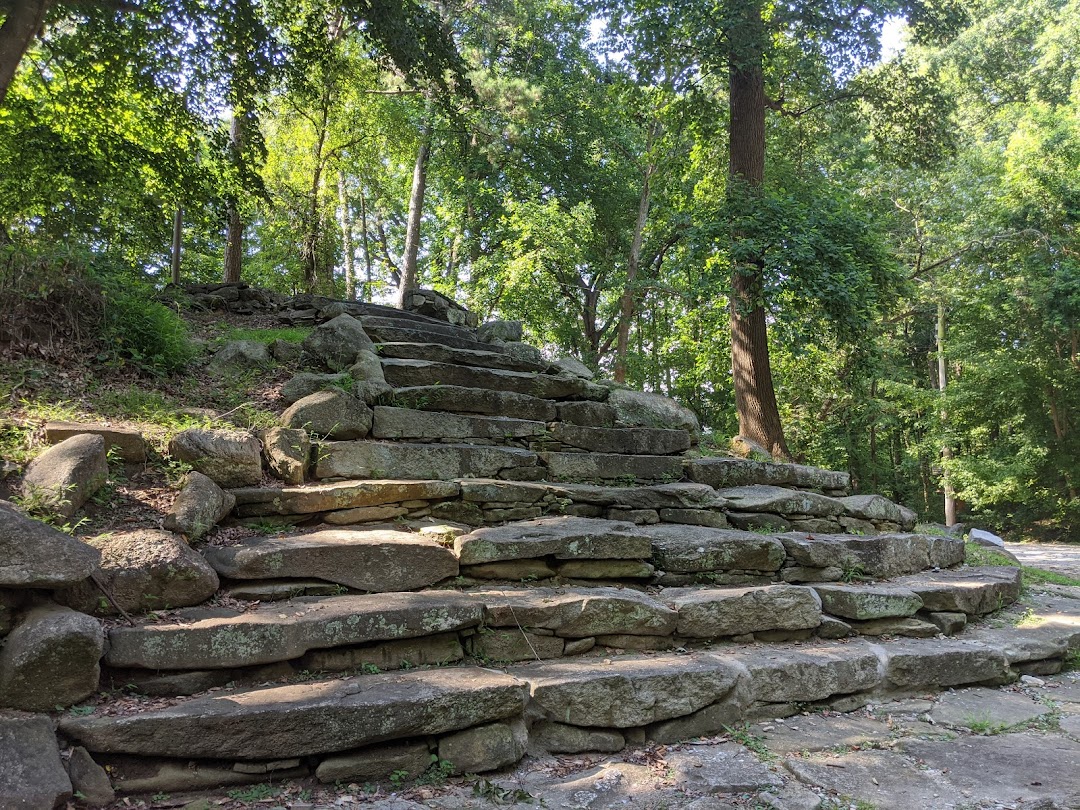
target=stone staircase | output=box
[3,294,1078,806]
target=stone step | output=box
[371,406,549,444]
[230,479,461,517]
[360,321,501,353]
[313,440,539,481]
[687,457,851,495]
[539,451,685,483]
[893,566,1023,615]
[392,385,558,422]
[455,516,652,566]
[102,592,485,670]
[382,358,594,400]
[778,531,966,581]
[546,422,691,456]
[375,341,548,373]
[60,667,526,761]
[203,529,458,592]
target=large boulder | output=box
[60,529,219,616]
[206,340,271,376]
[21,434,109,519]
[0,715,73,809]
[302,314,375,372]
[0,604,104,711]
[168,428,262,487]
[607,389,701,440]
[0,501,100,588]
[281,389,373,440]
[163,471,236,540]
[262,427,310,485]
[348,349,393,405]
[280,372,349,405]
[477,319,523,343]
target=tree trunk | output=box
[303,98,330,292]
[358,190,373,301]
[0,0,49,107]
[337,169,355,300]
[937,301,956,526]
[614,119,660,384]
[170,207,183,285]
[727,0,790,460]
[223,113,244,283]
[397,117,431,308]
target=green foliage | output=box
[100,282,196,375]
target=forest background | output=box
[0,0,1076,539]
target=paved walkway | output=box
[1006,542,1080,578]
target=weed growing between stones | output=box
[416,754,455,785]
[961,712,1009,735]
[723,724,776,761]
[227,783,280,803]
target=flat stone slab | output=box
[548,423,691,456]
[361,322,500,353]
[314,441,537,480]
[44,421,147,463]
[687,458,850,492]
[455,516,651,564]
[728,643,883,703]
[391,385,558,422]
[839,493,912,526]
[104,592,484,670]
[381,358,587,399]
[784,748,950,810]
[647,525,787,573]
[371,406,547,442]
[669,742,783,793]
[718,485,845,517]
[780,532,965,579]
[203,529,458,592]
[664,585,822,638]
[231,479,460,517]
[513,653,744,728]
[753,714,893,754]
[474,587,677,638]
[374,341,547,372]
[554,482,726,510]
[883,638,1008,688]
[0,501,101,588]
[60,667,526,760]
[0,714,73,808]
[930,687,1053,731]
[892,566,1022,614]
[539,451,685,483]
[812,583,923,620]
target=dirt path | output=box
[1006,541,1080,578]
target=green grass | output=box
[965,542,1080,589]
[217,326,311,345]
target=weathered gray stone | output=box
[812,583,923,621]
[104,591,483,670]
[658,508,729,528]
[22,434,109,518]
[44,422,146,463]
[0,715,72,808]
[729,644,882,702]
[302,313,375,371]
[298,632,464,673]
[666,585,822,638]
[932,688,1052,731]
[607,389,701,439]
[61,667,526,760]
[282,389,373,440]
[348,348,387,384]
[168,428,262,488]
[540,451,684,483]
[556,401,617,427]
[224,580,344,601]
[324,504,409,524]
[231,479,460,517]
[316,741,432,783]
[925,611,967,635]
[460,560,557,580]
[477,587,677,638]
[720,485,845,517]
[374,341,545,372]
[459,479,554,503]
[884,638,1009,688]
[372,406,546,442]
[595,633,674,650]
[817,615,852,638]
[392,385,558,422]
[0,604,104,711]
[670,743,783,794]
[783,749,945,810]
[780,532,965,579]
[686,458,850,493]
[781,565,843,583]
[727,512,792,532]
[270,337,303,363]
[515,653,742,728]
[548,423,691,456]
[315,441,537,480]
[382,358,587,400]
[789,517,841,533]
[467,628,564,661]
[455,516,650,564]
[438,719,527,774]
[0,501,100,588]
[61,529,219,615]
[207,340,271,376]
[556,559,655,578]
[164,471,236,540]
[551,355,594,379]
[646,674,754,744]
[647,525,786,574]
[849,616,939,637]
[280,372,349,405]
[892,567,1022,615]
[102,757,305,794]
[67,746,115,807]
[529,722,624,754]
[839,494,907,525]
[204,529,457,592]
[262,426,309,485]
[558,482,726,510]
[477,319,523,343]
